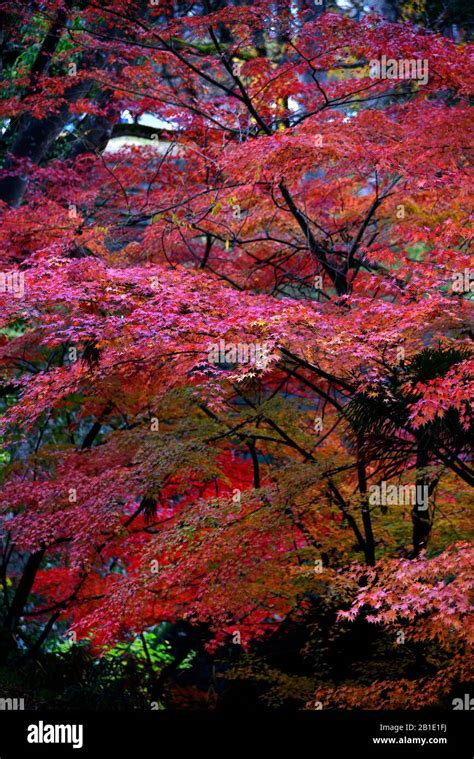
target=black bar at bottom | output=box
[0,709,471,757]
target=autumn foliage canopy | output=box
[0,0,472,709]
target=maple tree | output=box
[0,0,472,709]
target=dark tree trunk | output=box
[412,441,432,556]
[0,549,45,663]
[0,79,94,207]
